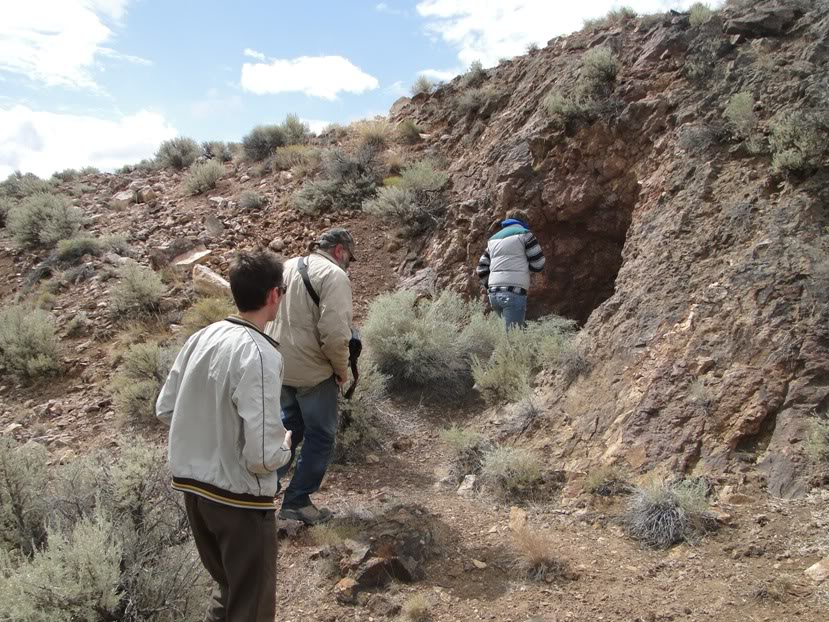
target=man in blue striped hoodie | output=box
[476,210,546,329]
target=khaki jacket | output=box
[266,251,353,388]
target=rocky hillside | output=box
[1,0,828,505]
[389,0,829,498]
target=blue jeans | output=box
[277,376,339,509]
[489,291,527,330]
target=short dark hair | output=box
[229,250,283,312]
[506,209,530,223]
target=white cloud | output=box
[385,80,409,97]
[191,89,243,119]
[376,2,405,15]
[240,55,379,100]
[302,119,331,134]
[243,48,266,61]
[0,105,177,177]
[0,0,138,90]
[418,68,459,81]
[416,0,700,67]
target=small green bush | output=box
[182,297,235,337]
[0,438,48,555]
[239,190,266,210]
[724,91,756,139]
[80,166,100,175]
[456,85,502,115]
[689,2,713,27]
[583,6,637,29]
[183,159,224,195]
[242,124,287,161]
[581,47,619,90]
[1,172,54,199]
[460,60,486,88]
[769,109,829,173]
[51,168,78,182]
[623,478,715,548]
[805,413,829,463]
[7,193,83,248]
[155,137,200,170]
[56,236,105,264]
[111,341,177,424]
[110,263,165,317]
[411,75,436,96]
[480,446,543,500]
[397,119,423,144]
[292,147,379,214]
[103,233,130,256]
[283,113,311,144]
[201,140,232,162]
[335,363,388,462]
[0,197,13,227]
[364,159,448,232]
[0,306,61,381]
[472,339,533,403]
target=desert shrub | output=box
[357,120,393,149]
[182,296,235,337]
[543,48,619,130]
[769,109,829,173]
[455,85,502,115]
[411,75,436,96]
[103,233,130,256]
[272,144,320,171]
[292,147,379,215]
[155,137,200,170]
[201,140,232,162]
[7,193,83,248]
[724,91,756,139]
[65,311,90,337]
[583,6,636,29]
[0,438,48,555]
[111,341,177,424]
[1,172,54,199]
[239,190,266,210]
[440,425,491,481]
[472,339,534,403]
[384,149,406,175]
[283,113,311,144]
[336,363,388,462]
[51,168,78,182]
[511,528,569,582]
[402,594,431,621]
[110,263,165,317]
[622,478,715,548]
[480,446,543,500]
[584,465,628,496]
[56,236,104,264]
[397,119,423,144]
[80,166,100,175]
[581,47,620,93]
[0,438,208,622]
[805,413,829,463]
[183,159,224,195]
[363,159,448,233]
[526,42,540,53]
[0,306,61,381]
[242,124,287,161]
[461,60,486,88]
[689,2,713,27]
[0,196,13,227]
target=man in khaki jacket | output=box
[266,228,355,524]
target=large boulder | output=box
[192,265,230,298]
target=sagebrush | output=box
[110,263,166,317]
[155,137,200,169]
[183,159,224,195]
[111,341,177,424]
[242,124,286,161]
[7,193,84,248]
[336,364,388,462]
[480,446,543,501]
[182,297,235,337]
[411,75,436,96]
[239,190,266,210]
[363,159,448,233]
[0,306,61,381]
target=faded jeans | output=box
[277,376,339,510]
[489,291,527,330]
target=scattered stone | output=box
[805,559,829,584]
[457,474,476,497]
[3,422,22,435]
[724,7,801,37]
[136,186,157,204]
[472,559,488,570]
[102,252,130,266]
[366,453,380,464]
[204,215,225,237]
[269,238,285,252]
[509,506,528,532]
[334,578,359,604]
[192,265,231,298]
[240,174,251,183]
[110,190,134,210]
[276,518,304,539]
[172,246,212,269]
[208,196,226,208]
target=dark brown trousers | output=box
[184,493,277,622]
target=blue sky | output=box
[0,0,701,177]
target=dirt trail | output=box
[276,400,829,622]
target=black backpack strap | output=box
[297,257,320,306]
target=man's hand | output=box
[283,430,293,449]
[335,374,347,386]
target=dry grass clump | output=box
[271,144,320,171]
[396,119,423,144]
[584,465,629,496]
[401,593,431,621]
[356,120,393,149]
[336,363,388,462]
[410,76,436,96]
[308,521,362,547]
[480,447,543,500]
[183,159,224,195]
[689,2,714,27]
[440,425,491,481]
[155,137,200,170]
[239,190,266,210]
[583,6,637,30]
[622,478,715,548]
[455,85,502,115]
[181,297,235,337]
[511,528,569,582]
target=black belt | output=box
[488,286,527,295]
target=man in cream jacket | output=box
[157,249,292,622]
[267,228,355,525]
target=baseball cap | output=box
[318,228,357,261]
